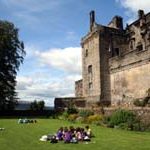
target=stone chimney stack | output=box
[138,10,145,18]
[108,16,123,30]
[90,10,95,31]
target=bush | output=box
[67,107,78,114]
[79,110,94,118]
[133,99,145,107]
[147,88,150,97]
[134,97,150,107]
[86,114,103,124]
[60,107,78,120]
[61,110,69,119]
[108,109,137,128]
[143,96,150,107]
[68,114,78,122]
[134,89,150,107]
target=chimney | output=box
[138,10,145,18]
[115,16,123,30]
[90,10,95,31]
[108,16,123,30]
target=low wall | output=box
[54,97,86,110]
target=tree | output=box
[30,100,45,111]
[0,20,25,110]
[38,101,45,111]
[30,100,38,111]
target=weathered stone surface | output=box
[54,97,86,110]
[75,79,83,97]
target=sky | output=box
[0,0,150,106]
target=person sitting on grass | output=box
[50,135,58,143]
[76,127,82,141]
[70,134,78,144]
[85,125,92,138]
[56,127,63,141]
[64,128,72,143]
[83,132,91,142]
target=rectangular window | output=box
[137,44,143,51]
[112,48,120,57]
[88,65,92,73]
[89,82,92,90]
[85,49,88,57]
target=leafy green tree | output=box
[0,20,25,110]
[38,101,45,111]
[30,100,45,111]
[30,100,38,111]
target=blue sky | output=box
[0,0,150,106]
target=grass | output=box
[0,118,150,150]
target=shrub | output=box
[143,96,150,107]
[147,88,150,97]
[75,116,84,123]
[86,114,103,124]
[67,107,78,114]
[134,89,150,107]
[79,109,94,118]
[108,109,137,128]
[68,114,78,122]
[134,97,150,107]
[133,99,145,107]
[62,110,69,119]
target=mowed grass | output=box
[0,119,150,150]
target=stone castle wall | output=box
[110,62,150,106]
[75,79,83,97]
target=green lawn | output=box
[0,118,150,150]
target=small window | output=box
[112,48,120,57]
[88,65,92,73]
[115,48,120,56]
[89,82,93,90]
[130,40,134,49]
[137,44,143,51]
[85,49,88,57]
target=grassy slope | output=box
[0,119,150,150]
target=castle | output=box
[55,10,150,109]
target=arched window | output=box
[88,65,92,73]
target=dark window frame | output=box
[85,49,88,57]
[88,65,92,74]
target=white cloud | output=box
[16,73,81,106]
[116,0,150,23]
[35,47,82,74]
[16,46,82,106]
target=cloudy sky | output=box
[0,0,150,106]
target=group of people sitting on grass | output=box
[40,125,93,144]
[18,118,37,124]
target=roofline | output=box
[128,12,150,27]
